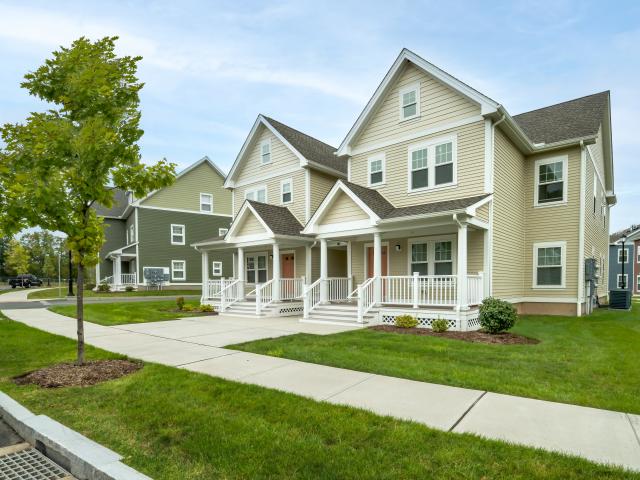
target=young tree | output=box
[0,236,10,278]
[0,37,175,364]
[4,239,31,276]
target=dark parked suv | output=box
[8,274,43,288]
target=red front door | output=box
[366,246,388,278]
[281,253,295,278]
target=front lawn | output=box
[28,288,201,299]
[49,300,204,326]
[233,306,640,414]
[1,314,635,479]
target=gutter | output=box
[577,140,587,316]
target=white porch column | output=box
[237,247,245,299]
[373,232,382,304]
[201,250,209,301]
[320,238,328,302]
[272,243,280,302]
[346,240,353,294]
[232,252,237,279]
[483,228,491,298]
[457,221,469,311]
[95,263,100,285]
[305,245,312,285]
[113,255,122,288]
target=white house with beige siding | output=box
[194,48,615,325]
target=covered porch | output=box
[98,245,137,291]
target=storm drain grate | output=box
[0,447,70,479]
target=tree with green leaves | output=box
[0,37,175,364]
[4,239,31,276]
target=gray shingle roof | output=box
[610,225,640,243]
[340,181,489,220]
[94,188,129,218]
[247,200,306,236]
[265,116,348,174]
[513,91,609,145]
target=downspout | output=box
[577,140,587,316]
[487,113,506,297]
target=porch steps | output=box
[302,303,376,327]
[222,299,294,317]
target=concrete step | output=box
[301,316,369,327]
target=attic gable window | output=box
[200,193,213,213]
[260,140,271,164]
[399,82,420,121]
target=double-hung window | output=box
[200,193,213,213]
[260,140,271,164]
[171,260,186,281]
[245,186,267,203]
[218,228,228,237]
[399,82,420,121]
[246,254,267,283]
[410,243,428,275]
[533,242,565,288]
[171,224,185,245]
[408,137,456,191]
[433,241,453,275]
[618,248,629,264]
[617,274,628,290]
[281,179,292,204]
[534,156,567,206]
[409,238,455,276]
[368,154,385,186]
[212,261,222,277]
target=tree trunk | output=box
[76,261,85,365]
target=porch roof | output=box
[247,200,308,236]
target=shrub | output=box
[395,315,418,329]
[125,285,134,292]
[176,297,185,311]
[182,304,194,312]
[431,318,449,333]
[84,283,96,291]
[199,303,214,312]
[97,283,111,293]
[479,297,517,334]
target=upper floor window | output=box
[534,156,567,206]
[408,136,456,192]
[245,186,267,203]
[399,82,420,121]
[618,247,629,264]
[533,241,565,288]
[200,193,213,213]
[218,228,228,237]
[281,178,293,204]
[128,224,135,244]
[368,154,385,186]
[260,140,271,164]
[171,224,185,245]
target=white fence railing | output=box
[303,278,322,319]
[255,279,274,315]
[356,277,376,322]
[467,274,483,306]
[220,279,243,312]
[326,277,350,302]
[121,273,136,285]
[280,277,304,300]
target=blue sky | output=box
[0,0,638,231]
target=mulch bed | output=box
[370,325,539,345]
[14,360,143,388]
[166,308,218,316]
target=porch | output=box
[98,247,138,291]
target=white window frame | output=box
[618,247,629,264]
[637,274,640,292]
[280,178,293,205]
[200,193,213,213]
[407,135,457,193]
[398,81,420,122]
[245,252,269,284]
[533,241,566,289]
[260,139,272,165]
[534,155,568,207]
[218,228,229,237]
[617,274,628,290]
[245,185,267,203]
[170,224,185,245]
[367,153,385,187]
[212,261,222,277]
[129,224,135,244]
[171,260,186,281]
[406,235,457,276]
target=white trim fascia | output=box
[316,219,373,235]
[225,202,274,240]
[376,209,465,225]
[305,161,348,179]
[367,153,386,187]
[349,115,482,157]
[533,154,569,208]
[134,208,140,284]
[532,241,567,289]
[464,194,493,216]
[347,158,351,182]
[106,242,139,258]
[301,180,380,234]
[466,217,489,230]
[585,145,606,191]
[170,224,186,245]
[577,143,587,315]
[483,118,493,193]
[304,169,311,222]
[136,204,233,217]
[336,48,498,156]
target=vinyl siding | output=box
[309,170,339,218]
[468,229,484,274]
[236,213,268,236]
[142,162,231,215]
[98,218,126,278]
[352,63,481,148]
[137,208,233,284]
[492,129,526,298]
[349,120,486,208]
[320,191,369,224]
[476,203,489,223]
[234,125,299,182]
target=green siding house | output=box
[95,157,233,289]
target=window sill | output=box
[171,242,186,246]
[532,285,566,290]
[367,182,386,189]
[407,183,457,195]
[399,114,421,124]
[533,200,567,209]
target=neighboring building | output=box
[608,226,640,296]
[197,49,615,325]
[96,157,233,290]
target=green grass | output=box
[1,314,636,479]
[233,306,640,414]
[49,300,203,326]
[28,288,201,299]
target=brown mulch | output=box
[370,325,539,345]
[14,360,143,388]
[167,308,218,316]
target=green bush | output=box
[395,315,418,328]
[431,318,449,333]
[125,285,134,292]
[176,297,185,311]
[479,297,517,334]
[182,304,194,312]
[84,283,96,291]
[199,304,214,312]
[97,283,111,293]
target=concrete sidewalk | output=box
[3,307,640,472]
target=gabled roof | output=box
[225,115,347,187]
[610,225,640,244]
[340,181,395,218]
[247,200,306,236]
[513,92,610,145]
[94,188,129,218]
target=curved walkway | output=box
[2,307,639,472]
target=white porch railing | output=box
[100,274,136,288]
[255,279,274,315]
[280,277,304,300]
[100,276,113,285]
[356,277,376,322]
[303,278,323,319]
[467,274,483,306]
[326,277,350,302]
[219,279,243,312]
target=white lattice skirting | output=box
[378,308,481,331]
